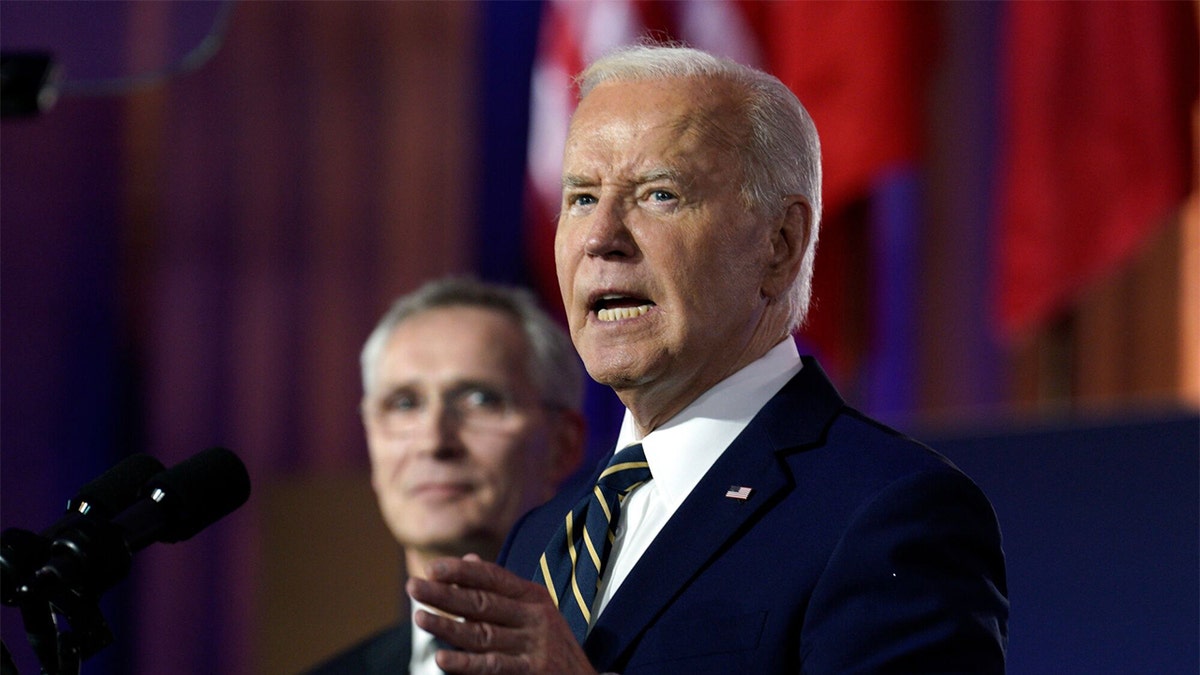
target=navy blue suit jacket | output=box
[304,622,411,675]
[498,357,1008,673]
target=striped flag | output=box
[725,485,754,501]
[522,0,761,311]
[522,0,935,425]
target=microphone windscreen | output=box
[67,453,166,519]
[145,447,251,543]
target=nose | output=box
[406,401,465,460]
[582,198,637,259]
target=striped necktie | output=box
[537,443,652,643]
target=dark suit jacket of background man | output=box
[498,356,1009,674]
[305,622,410,675]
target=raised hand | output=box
[407,554,600,675]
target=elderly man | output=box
[409,45,1008,674]
[307,277,585,675]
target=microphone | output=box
[63,454,168,518]
[112,446,250,546]
[31,447,251,602]
[0,453,165,606]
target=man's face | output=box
[555,77,780,429]
[363,306,567,560]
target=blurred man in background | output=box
[307,277,585,674]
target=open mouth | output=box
[593,294,655,322]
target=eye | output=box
[567,192,598,208]
[647,189,677,202]
[458,386,507,411]
[380,390,420,413]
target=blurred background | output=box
[1,1,1196,674]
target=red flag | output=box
[523,1,937,380]
[995,1,1199,339]
[522,0,760,314]
[739,0,937,216]
[739,1,938,376]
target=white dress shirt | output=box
[590,338,803,626]
[409,599,444,675]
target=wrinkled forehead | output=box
[570,76,747,147]
[564,77,749,183]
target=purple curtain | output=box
[3,2,479,673]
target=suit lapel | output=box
[583,358,844,669]
[364,621,410,675]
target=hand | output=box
[407,554,599,675]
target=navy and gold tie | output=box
[537,443,652,643]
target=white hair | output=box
[360,277,583,411]
[578,44,823,329]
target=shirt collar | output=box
[613,338,802,509]
[410,599,437,661]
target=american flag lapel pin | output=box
[725,485,753,501]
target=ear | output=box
[548,409,587,488]
[359,397,375,440]
[762,195,812,300]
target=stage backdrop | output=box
[1,2,1195,674]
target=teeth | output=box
[597,305,651,322]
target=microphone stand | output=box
[18,598,64,675]
[2,641,20,675]
[1,446,250,673]
[6,568,114,675]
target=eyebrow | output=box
[444,379,508,396]
[562,174,595,190]
[638,167,681,184]
[391,375,515,395]
[561,167,684,190]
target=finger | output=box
[411,608,460,647]
[436,647,525,675]
[415,607,521,655]
[430,619,600,675]
[409,576,530,627]
[417,606,598,675]
[425,557,525,594]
